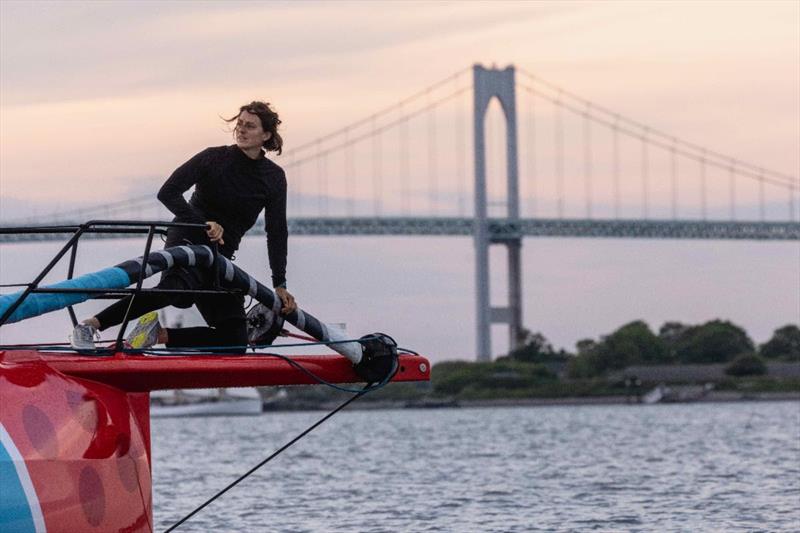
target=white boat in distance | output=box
[149,308,262,417]
[150,388,263,418]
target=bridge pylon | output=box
[473,64,522,361]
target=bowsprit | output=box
[0,220,430,532]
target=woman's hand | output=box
[275,287,297,316]
[206,221,225,245]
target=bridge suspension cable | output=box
[517,83,797,191]
[583,102,593,219]
[518,79,797,221]
[3,191,165,225]
[280,86,470,170]
[4,64,796,227]
[455,74,467,217]
[280,67,471,159]
[518,68,798,188]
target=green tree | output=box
[659,321,691,360]
[575,338,597,356]
[674,320,754,364]
[573,321,667,376]
[726,353,767,376]
[601,320,668,367]
[506,329,562,363]
[759,325,800,361]
[431,360,556,397]
[431,361,484,395]
[566,338,599,378]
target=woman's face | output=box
[235,110,270,151]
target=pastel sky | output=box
[1,1,797,208]
[0,1,798,360]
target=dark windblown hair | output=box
[225,101,283,155]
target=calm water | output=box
[152,401,800,532]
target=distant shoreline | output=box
[439,390,800,408]
[264,391,800,412]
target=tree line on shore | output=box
[278,321,799,404]
[505,321,799,378]
[419,321,799,400]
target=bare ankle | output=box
[82,317,101,329]
[158,327,169,345]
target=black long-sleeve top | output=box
[157,145,288,287]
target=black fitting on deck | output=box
[354,333,398,383]
[246,303,285,346]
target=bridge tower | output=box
[473,64,523,361]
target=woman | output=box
[71,101,297,350]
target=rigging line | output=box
[400,103,410,215]
[48,192,154,216]
[280,67,470,157]
[613,114,621,219]
[427,88,438,215]
[528,89,537,218]
[642,127,649,219]
[729,158,736,221]
[253,350,400,394]
[521,83,799,191]
[0,336,377,356]
[14,194,169,224]
[517,68,797,184]
[296,159,305,217]
[9,195,159,225]
[315,140,324,216]
[136,334,383,353]
[344,127,355,216]
[555,89,564,219]
[700,149,707,221]
[671,141,678,219]
[372,116,382,216]
[287,147,297,215]
[282,330,316,342]
[759,168,766,222]
[283,87,470,170]
[455,74,466,217]
[163,388,370,533]
[288,157,295,214]
[12,87,469,226]
[519,84,797,190]
[320,146,329,216]
[20,338,402,396]
[583,103,592,219]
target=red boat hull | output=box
[0,350,429,532]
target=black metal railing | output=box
[0,220,237,350]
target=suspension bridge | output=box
[2,64,798,359]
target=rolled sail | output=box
[0,268,131,324]
[0,245,362,363]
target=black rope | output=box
[0,336,410,394]
[234,350,398,394]
[163,387,370,532]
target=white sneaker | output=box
[71,323,99,349]
[126,311,161,349]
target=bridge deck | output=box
[1,217,798,242]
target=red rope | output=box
[280,329,316,342]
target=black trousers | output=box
[95,269,247,349]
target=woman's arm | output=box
[264,170,288,289]
[265,170,294,314]
[156,149,212,223]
